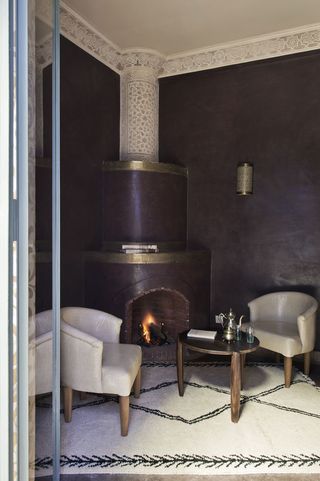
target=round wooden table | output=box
[176,330,259,423]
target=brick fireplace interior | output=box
[126,288,189,359]
[129,288,189,344]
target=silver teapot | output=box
[219,308,245,342]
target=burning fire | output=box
[139,312,167,346]
[141,312,157,344]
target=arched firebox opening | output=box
[126,288,189,360]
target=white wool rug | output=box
[35,362,320,476]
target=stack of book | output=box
[121,243,159,254]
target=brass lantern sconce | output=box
[237,162,253,195]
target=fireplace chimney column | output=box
[120,51,164,162]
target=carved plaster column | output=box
[120,51,164,162]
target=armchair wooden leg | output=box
[284,356,292,388]
[133,368,141,399]
[63,387,73,422]
[304,352,311,376]
[119,395,129,436]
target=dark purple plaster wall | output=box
[159,51,320,344]
[36,36,120,310]
[42,36,120,251]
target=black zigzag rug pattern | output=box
[35,362,320,475]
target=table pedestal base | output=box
[176,333,259,423]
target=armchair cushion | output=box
[102,343,142,397]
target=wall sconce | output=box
[237,162,253,195]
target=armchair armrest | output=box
[297,302,318,353]
[61,307,122,343]
[61,321,103,393]
[35,330,52,347]
[35,331,52,395]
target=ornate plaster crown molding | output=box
[36,2,320,77]
[36,0,122,73]
[161,24,320,77]
[121,49,165,72]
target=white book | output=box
[123,248,159,254]
[122,244,158,250]
[187,329,217,341]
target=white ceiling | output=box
[63,0,320,55]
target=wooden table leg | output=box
[231,352,241,423]
[240,353,246,390]
[176,336,184,396]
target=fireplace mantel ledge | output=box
[85,250,210,265]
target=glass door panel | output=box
[34,1,60,479]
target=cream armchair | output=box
[60,307,142,436]
[35,310,53,395]
[246,292,318,387]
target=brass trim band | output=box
[102,160,188,177]
[102,241,186,252]
[85,250,209,265]
[35,159,188,176]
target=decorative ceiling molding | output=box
[36,2,320,78]
[36,0,122,73]
[161,24,320,77]
[121,49,165,71]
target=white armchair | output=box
[246,292,318,387]
[35,310,52,395]
[60,307,142,436]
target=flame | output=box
[141,312,157,344]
